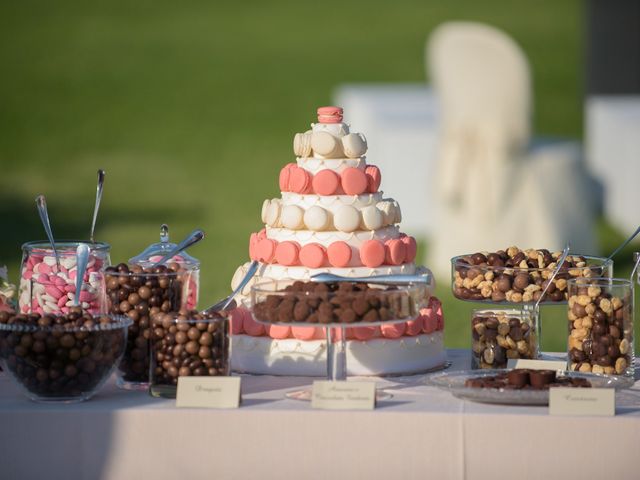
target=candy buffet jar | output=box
[149,310,229,398]
[19,241,111,315]
[451,253,613,304]
[105,264,190,389]
[129,224,200,310]
[471,308,537,369]
[0,311,131,403]
[567,277,634,377]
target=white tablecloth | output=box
[1,350,640,480]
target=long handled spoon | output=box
[204,260,260,313]
[311,272,432,286]
[35,194,60,272]
[89,169,105,243]
[629,254,640,283]
[605,225,640,262]
[151,228,205,267]
[534,242,571,309]
[73,243,90,307]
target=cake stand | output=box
[250,280,429,401]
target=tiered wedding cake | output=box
[229,107,445,375]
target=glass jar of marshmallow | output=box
[19,240,111,315]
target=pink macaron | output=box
[242,313,266,336]
[312,169,340,195]
[289,167,312,194]
[365,165,381,193]
[359,240,385,268]
[352,326,377,341]
[385,239,407,266]
[405,318,423,336]
[317,106,343,124]
[381,322,406,339]
[275,241,300,266]
[249,233,260,260]
[279,163,296,191]
[299,243,327,268]
[291,326,317,341]
[256,238,277,263]
[341,167,368,195]
[229,307,246,335]
[421,307,438,334]
[266,324,292,340]
[401,235,417,263]
[327,241,352,268]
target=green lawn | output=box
[2,0,638,350]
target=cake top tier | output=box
[293,106,368,160]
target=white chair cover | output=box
[426,21,596,275]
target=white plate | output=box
[427,369,633,405]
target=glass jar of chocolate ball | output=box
[105,263,189,389]
[567,278,634,377]
[149,310,229,398]
[129,225,200,310]
[471,309,538,369]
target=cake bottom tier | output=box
[230,331,446,376]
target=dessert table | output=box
[1,349,640,480]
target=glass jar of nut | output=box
[567,278,634,377]
[471,308,538,369]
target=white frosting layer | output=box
[231,261,417,300]
[230,332,446,376]
[266,225,400,248]
[281,192,382,209]
[296,157,365,174]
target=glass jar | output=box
[129,224,200,310]
[105,264,188,389]
[19,241,111,315]
[471,308,538,369]
[452,252,613,304]
[150,310,229,398]
[567,277,634,377]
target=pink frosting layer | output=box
[229,297,445,340]
[279,164,381,195]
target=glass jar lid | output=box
[129,224,200,268]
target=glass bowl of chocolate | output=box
[0,308,131,402]
[251,280,428,327]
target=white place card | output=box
[176,377,241,409]
[311,381,376,410]
[507,359,567,371]
[549,388,615,416]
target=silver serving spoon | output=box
[204,260,260,313]
[73,243,90,307]
[151,228,205,267]
[629,253,640,282]
[89,169,105,243]
[534,242,570,309]
[311,272,432,285]
[35,194,60,272]
[605,224,640,262]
